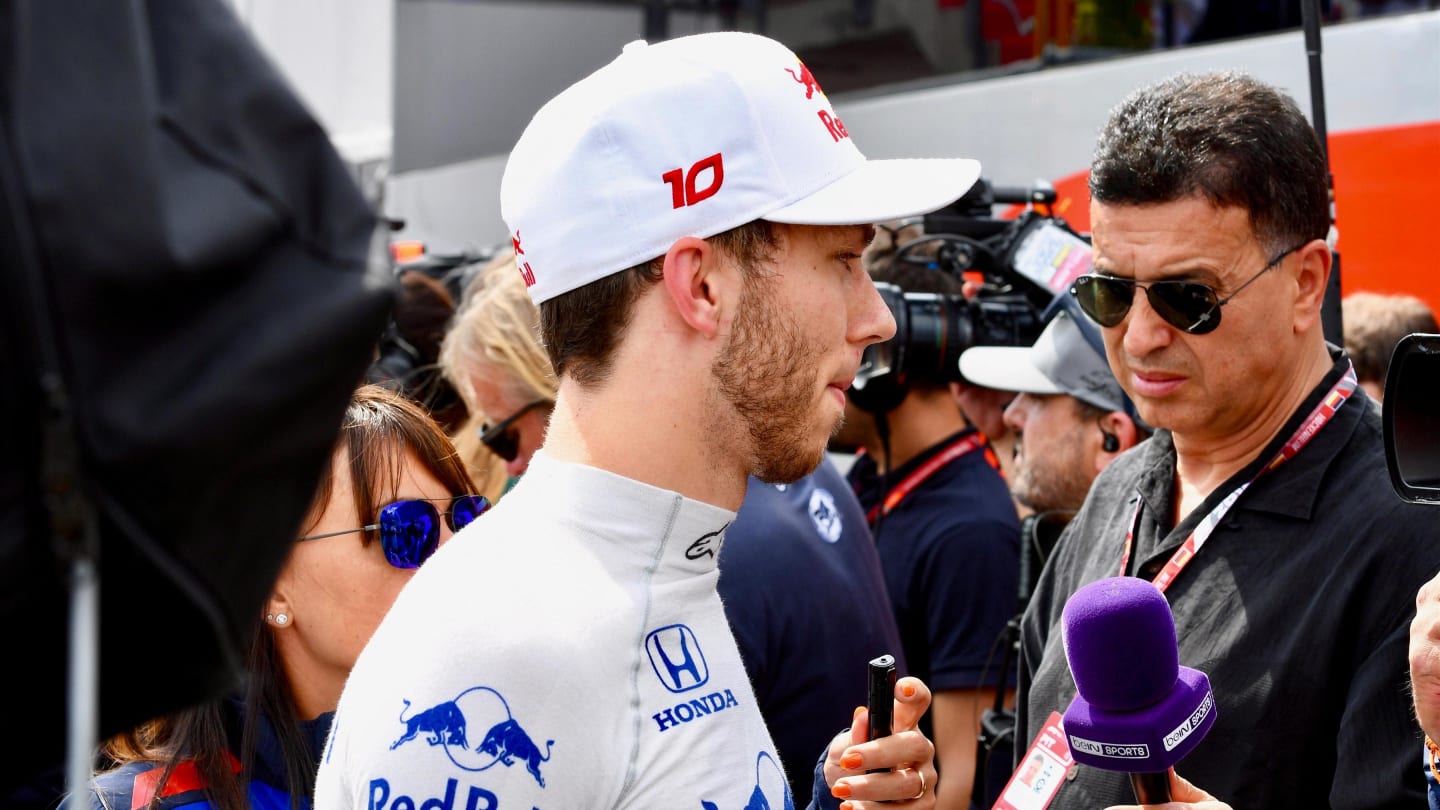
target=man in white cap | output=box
[960,305,1149,524]
[315,31,981,809]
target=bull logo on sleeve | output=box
[700,751,794,810]
[389,686,554,787]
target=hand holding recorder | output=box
[820,655,936,807]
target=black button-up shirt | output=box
[1018,350,1440,808]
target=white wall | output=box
[838,11,1440,184]
[226,0,395,168]
[385,10,1440,253]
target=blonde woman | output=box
[439,248,557,494]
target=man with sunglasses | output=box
[1009,71,1440,808]
[317,31,983,810]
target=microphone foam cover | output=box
[1060,577,1216,773]
[1062,576,1177,710]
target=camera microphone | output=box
[1060,577,1216,803]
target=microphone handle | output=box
[1129,771,1171,804]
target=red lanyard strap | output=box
[866,433,997,524]
[1117,363,1358,592]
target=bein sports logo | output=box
[390,686,554,787]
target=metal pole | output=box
[67,556,99,801]
[644,0,668,41]
[1300,0,1344,347]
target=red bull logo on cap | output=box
[784,59,850,144]
[784,60,825,100]
[512,232,536,287]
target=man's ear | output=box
[1292,237,1332,334]
[661,236,738,339]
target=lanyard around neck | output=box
[866,432,999,525]
[1117,362,1358,593]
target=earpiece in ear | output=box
[1101,430,1119,453]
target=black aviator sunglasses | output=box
[479,399,552,462]
[1071,243,1306,335]
[299,495,489,569]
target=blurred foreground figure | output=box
[1,2,393,805]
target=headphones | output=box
[1100,428,1120,453]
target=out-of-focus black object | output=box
[1384,333,1440,504]
[0,1,394,804]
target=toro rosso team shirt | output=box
[313,451,799,809]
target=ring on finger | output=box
[907,767,927,800]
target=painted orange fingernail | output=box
[840,802,855,810]
[840,752,863,770]
[853,705,865,721]
[903,683,916,697]
[831,782,852,799]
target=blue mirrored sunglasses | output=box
[299,495,490,569]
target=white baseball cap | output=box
[959,310,1130,414]
[500,31,983,305]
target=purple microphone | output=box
[1060,577,1216,803]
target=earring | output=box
[274,613,290,627]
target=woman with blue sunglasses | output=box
[66,385,485,810]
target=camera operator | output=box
[864,220,1024,489]
[833,246,1022,810]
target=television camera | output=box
[849,178,1096,414]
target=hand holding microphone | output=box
[1060,577,1218,805]
[1102,770,1232,810]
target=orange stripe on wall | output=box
[1024,119,1440,318]
[1329,120,1440,317]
